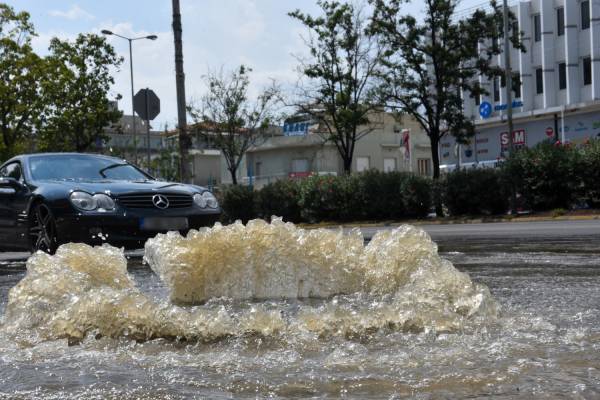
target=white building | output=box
[441,0,600,168]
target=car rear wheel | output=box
[30,203,58,254]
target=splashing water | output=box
[1,219,497,343]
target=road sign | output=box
[134,88,160,120]
[479,101,492,119]
[546,127,554,137]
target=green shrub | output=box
[502,141,580,211]
[298,174,363,222]
[443,168,509,216]
[579,138,600,207]
[255,179,302,223]
[401,174,433,218]
[357,170,405,220]
[297,171,432,223]
[219,184,257,223]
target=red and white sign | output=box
[401,129,410,159]
[501,129,526,147]
[546,127,554,137]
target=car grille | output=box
[117,193,193,209]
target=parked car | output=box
[0,153,221,253]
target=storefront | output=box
[440,109,600,168]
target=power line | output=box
[453,0,520,20]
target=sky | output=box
[4,0,489,130]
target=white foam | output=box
[1,220,497,342]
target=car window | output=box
[28,155,151,182]
[0,162,23,182]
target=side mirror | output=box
[0,177,21,194]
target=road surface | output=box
[360,219,600,240]
[1,219,599,262]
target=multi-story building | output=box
[441,0,600,169]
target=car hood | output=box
[34,180,204,196]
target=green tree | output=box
[188,65,279,185]
[0,3,45,159]
[369,0,523,213]
[38,33,123,152]
[289,1,384,174]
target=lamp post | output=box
[101,30,157,165]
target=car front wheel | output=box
[29,203,58,254]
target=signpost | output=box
[134,88,160,171]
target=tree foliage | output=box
[188,65,279,185]
[37,33,123,152]
[289,0,383,174]
[369,0,523,182]
[0,3,44,159]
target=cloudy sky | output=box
[5,0,488,129]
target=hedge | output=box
[218,139,600,223]
[218,184,256,224]
[255,179,302,223]
[443,168,509,216]
[220,171,432,224]
[501,140,581,211]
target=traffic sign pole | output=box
[133,88,160,172]
[145,88,151,172]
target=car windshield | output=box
[28,155,151,182]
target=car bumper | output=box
[55,208,221,249]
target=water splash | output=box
[1,220,497,343]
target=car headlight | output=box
[193,191,219,208]
[94,194,115,211]
[69,191,115,212]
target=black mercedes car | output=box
[0,153,221,253]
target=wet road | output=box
[0,221,599,399]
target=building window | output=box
[583,57,592,85]
[292,158,309,173]
[559,62,567,90]
[493,77,500,102]
[533,14,541,42]
[356,157,370,172]
[582,1,590,30]
[255,161,262,177]
[557,7,565,36]
[536,68,544,94]
[417,159,431,176]
[383,158,396,172]
[513,72,522,98]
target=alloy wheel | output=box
[30,203,58,254]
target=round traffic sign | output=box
[479,101,492,119]
[546,127,554,137]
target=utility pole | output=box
[503,0,517,214]
[172,0,191,183]
[503,0,514,154]
[128,40,138,164]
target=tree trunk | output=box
[430,135,444,217]
[342,155,352,175]
[431,136,441,180]
[229,166,238,185]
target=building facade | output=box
[241,113,432,188]
[441,0,600,169]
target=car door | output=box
[0,162,31,249]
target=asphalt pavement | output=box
[1,219,599,262]
[359,219,600,241]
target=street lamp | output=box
[101,29,157,164]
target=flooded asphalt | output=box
[0,221,599,399]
